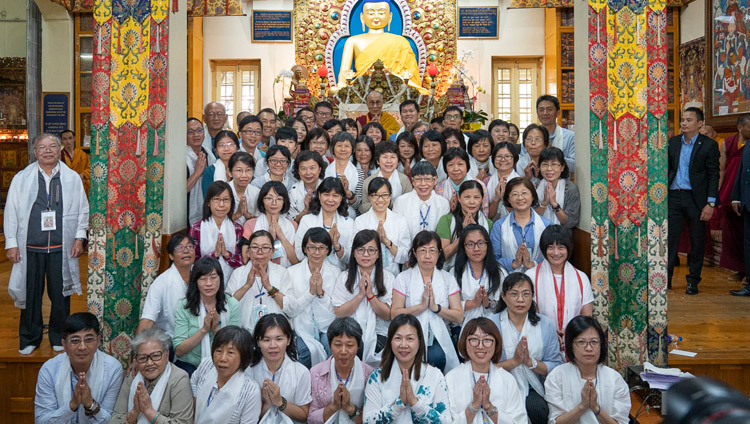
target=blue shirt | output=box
[671,133,715,203]
[490,211,551,272]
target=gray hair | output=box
[326,317,363,348]
[204,101,226,114]
[31,133,61,149]
[131,327,172,356]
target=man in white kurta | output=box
[5,133,89,354]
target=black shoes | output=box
[730,286,750,297]
[685,284,699,295]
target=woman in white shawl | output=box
[391,231,463,373]
[395,130,420,176]
[226,231,292,332]
[248,314,312,424]
[190,326,262,424]
[325,132,364,216]
[251,145,295,191]
[453,225,507,333]
[487,142,521,220]
[467,130,496,184]
[285,228,340,368]
[489,273,563,424]
[287,150,326,223]
[229,152,260,226]
[359,142,413,213]
[201,131,239,197]
[332,230,395,368]
[354,177,411,276]
[242,181,298,267]
[446,318,528,424]
[435,148,490,216]
[534,147,580,229]
[189,181,245,281]
[363,314,451,423]
[173,257,241,375]
[296,177,355,270]
[544,316,630,424]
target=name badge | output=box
[251,304,268,329]
[41,210,56,231]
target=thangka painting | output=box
[293,0,457,96]
[680,37,705,110]
[708,0,750,128]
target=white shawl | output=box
[378,361,441,424]
[296,212,354,270]
[531,261,585,332]
[498,310,544,397]
[442,213,491,271]
[459,264,505,333]
[195,366,248,424]
[230,181,259,225]
[54,351,106,423]
[213,159,229,182]
[549,125,564,150]
[326,159,359,194]
[325,357,366,424]
[225,261,291,330]
[198,298,231,359]
[468,156,497,179]
[249,355,311,424]
[535,179,566,224]
[399,267,460,372]
[487,170,521,205]
[446,362,529,424]
[187,148,210,225]
[5,161,88,308]
[128,362,172,424]
[354,209,410,275]
[500,212,545,272]
[376,170,403,198]
[253,214,296,267]
[199,216,237,280]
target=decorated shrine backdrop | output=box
[88,0,168,365]
[680,37,705,111]
[589,0,669,368]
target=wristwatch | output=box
[348,405,361,419]
[527,357,538,370]
[553,204,562,212]
[278,396,288,411]
[708,202,716,208]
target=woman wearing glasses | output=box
[437,180,493,271]
[303,128,333,163]
[354,178,411,276]
[228,152,259,226]
[242,181,298,267]
[435,148,490,216]
[251,145,294,191]
[391,231,463,373]
[111,328,194,423]
[534,147,580,229]
[487,142,521,220]
[490,273,563,424]
[201,130,240,197]
[325,132,364,216]
[453,225,506,333]
[544,316,631,424]
[173,257,241,376]
[445,318,528,424]
[332,230,395,367]
[360,142,413,213]
[285,228,340,368]
[515,124,550,185]
[190,181,244,280]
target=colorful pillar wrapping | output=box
[589,0,668,368]
[88,0,168,365]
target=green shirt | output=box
[435,213,494,241]
[173,295,241,367]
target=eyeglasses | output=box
[268,158,289,166]
[525,137,545,143]
[416,247,439,255]
[355,247,379,256]
[509,191,532,198]
[412,176,435,184]
[300,116,314,122]
[250,245,273,253]
[464,241,488,250]
[264,196,284,204]
[211,197,232,204]
[369,193,391,200]
[65,336,99,346]
[306,245,329,254]
[495,154,514,161]
[414,129,426,135]
[35,144,61,152]
[187,129,204,135]
[217,142,236,149]
[467,337,496,348]
[315,111,332,117]
[540,162,562,170]
[135,350,164,364]
[241,129,262,136]
[207,112,226,118]
[173,245,195,253]
[445,113,462,120]
[506,290,532,299]
[573,339,601,349]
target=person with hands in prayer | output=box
[325,132,364,215]
[360,142,413,213]
[243,181,298,267]
[534,147,580,229]
[287,150,327,223]
[487,142,521,220]
[436,180,493,270]
[229,152,259,226]
[515,125,549,185]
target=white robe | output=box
[468,156,497,180]
[487,170,521,219]
[4,161,89,308]
[497,310,545,397]
[354,209,410,275]
[375,170,403,199]
[535,179,567,225]
[251,214,297,267]
[225,261,293,330]
[140,264,188,337]
[191,357,262,424]
[545,363,631,424]
[187,148,215,225]
[459,264,506,334]
[526,261,594,332]
[247,355,312,424]
[286,180,321,221]
[230,181,260,226]
[199,216,238,280]
[392,190,451,241]
[446,362,529,424]
[296,212,355,270]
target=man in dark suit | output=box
[730,113,750,296]
[668,107,720,294]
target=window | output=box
[211,60,260,129]
[492,59,542,132]
[74,13,94,149]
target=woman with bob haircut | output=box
[251,144,294,191]
[418,129,448,183]
[467,130,495,183]
[332,230,395,367]
[173,257,241,375]
[325,131,364,216]
[396,131,420,176]
[248,314,312,423]
[544,316,631,424]
[303,127,333,163]
[360,142,413,213]
[436,180,493,270]
[363,314,451,423]
[190,181,244,280]
[242,181,298,266]
[445,317,528,424]
[295,177,355,270]
[534,146,580,229]
[190,325,262,423]
[287,150,327,223]
[487,142,521,220]
[525,225,593,342]
[391,231,463,373]
[490,273,563,424]
[354,135,378,179]
[362,121,387,145]
[435,148,490,216]
[228,151,259,225]
[515,124,550,184]
[308,317,373,424]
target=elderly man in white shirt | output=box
[35,313,123,423]
[393,161,450,242]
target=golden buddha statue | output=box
[335,0,427,93]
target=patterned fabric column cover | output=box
[589,0,668,368]
[88,0,167,365]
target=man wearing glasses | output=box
[314,101,335,128]
[4,133,89,355]
[355,91,400,140]
[34,313,123,423]
[442,106,469,143]
[202,102,229,156]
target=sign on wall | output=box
[458,7,498,39]
[252,10,293,42]
[41,92,70,135]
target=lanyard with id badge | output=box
[41,184,60,232]
[251,273,269,329]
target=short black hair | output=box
[275,126,298,144]
[257,181,290,214]
[293,150,327,181]
[565,315,608,365]
[167,233,196,255]
[737,113,750,126]
[399,99,420,113]
[442,128,466,150]
[326,317,364,350]
[495,273,540,325]
[430,116,444,125]
[341,118,359,136]
[375,140,399,164]
[314,101,333,113]
[407,230,445,269]
[538,146,570,179]
[536,95,561,111]
[443,106,463,118]
[468,129,493,157]
[187,117,203,125]
[63,312,100,338]
[362,121,387,142]
[212,325,257,371]
[442,147,471,171]
[540,224,573,261]
[491,142,520,166]
[60,129,75,138]
[296,107,313,118]
[353,136,376,173]
[503,177,539,209]
[487,119,510,134]
[323,119,343,132]
[265,144,292,164]
[203,181,235,221]
[411,160,437,177]
[420,129,447,156]
[258,108,277,119]
[251,313,298,365]
[685,106,705,122]
[228,151,256,171]
[301,227,333,256]
[331,131,356,154]
[239,115,263,131]
[367,176,392,197]
[212,130,240,150]
[522,124,550,148]
[308,177,349,217]
[302,127,330,151]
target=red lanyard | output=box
[552,272,565,331]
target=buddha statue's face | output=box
[361,2,392,31]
